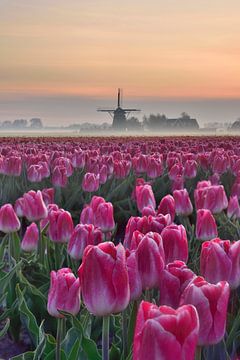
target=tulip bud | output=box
[78,242,130,316]
[47,268,81,318]
[161,224,188,264]
[0,204,21,233]
[196,209,218,241]
[180,277,230,345]
[21,223,39,252]
[134,301,199,360]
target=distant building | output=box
[144,113,199,130]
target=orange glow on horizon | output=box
[1,1,240,100]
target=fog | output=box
[1,95,240,127]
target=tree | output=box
[29,118,43,128]
[126,117,142,130]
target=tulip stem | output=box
[195,346,201,360]
[8,233,12,269]
[38,222,45,265]
[122,309,128,358]
[56,318,64,360]
[102,315,110,360]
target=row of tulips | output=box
[1,136,240,360]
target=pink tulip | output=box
[14,197,25,217]
[82,172,100,192]
[2,156,22,176]
[184,160,197,179]
[200,238,240,289]
[47,268,81,318]
[135,184,156,214]
[134,301,199,360]
[80,205,94,224]
[157,195,175,222]
[22,190,48,222]
[48,209,74,243]
[123,214,171,249]
[94,202,115,232]
[0,204,21,233]
[161,224,188,264]
[196,209,218,241]
[52,165,68,187]
[21,223,39,252]
[159,261,196,308]
[194,185,228,214]
[168,163,184,181]
[98,165,108,185]
[67,224,103,260]
[89,196,106,212]
[227,196,240,219]
[41,188,55,206]
[146,157,163,179]
[78,242,130,316]
[180,277,230,345]
[126,249,142,301]
[135,232,165,290]
[173,189,193,216]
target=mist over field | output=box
[1,95,240,127]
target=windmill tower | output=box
[97,89,140,130]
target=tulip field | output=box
[1,136,240,360]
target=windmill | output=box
[97,89,140,130]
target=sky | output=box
[1,0,240,126]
